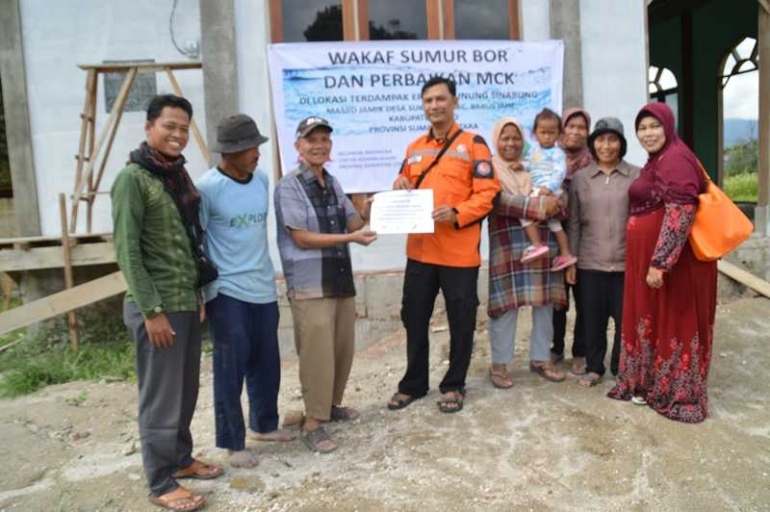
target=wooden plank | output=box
[0,271,127,336]
[165,67,212,164]
[509,0,521,40]
[342,0,356,40]
[268,0,283,43]
[759,4,770,209]
[718,260,770,299]
[71,67,137,231]
[358,0,370,40]
[89,73,134,231]
[77,62,201,72]
[441,0,454,39]
[0,243,116,272]
[59,193,79,351]
[427,0,440,39]
[72,69,96,210]
[0,232,112,246]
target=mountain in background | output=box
[724,118,758,148]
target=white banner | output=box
[268,40,563,193]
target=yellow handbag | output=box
[689,162,753,261]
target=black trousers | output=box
[552,281,585,358]
[577,269,624,376]
[398,259,479,396]
[124,302,201,497]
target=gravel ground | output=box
[0,296,768,511]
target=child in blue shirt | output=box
[520,108,578,271]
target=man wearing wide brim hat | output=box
[196,113,296,469]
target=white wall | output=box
[234,0,650,274]
[20,0,207,236]
[235,0,408,273]
[520,0,551,41]
[580,0,649,167]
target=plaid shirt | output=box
[487,191,567,318]
[111,163,200,317]
[274,165,360,300]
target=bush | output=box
[0,315,135,397]
[723,172,758,203]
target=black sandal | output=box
[301,426,337,453]
[437,392,464,413]
[387,393,418,411]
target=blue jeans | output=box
[488,305,554,364]
[206,294,280,451]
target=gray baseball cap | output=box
[212,114,268,154]
[295,116,333,140]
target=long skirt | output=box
[608,207,717,423]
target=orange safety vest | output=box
[395,124,500,268]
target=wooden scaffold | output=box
[69,61,211,234]
[0,61,211,351]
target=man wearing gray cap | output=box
[274,116,376,453]
[196,114,295,468]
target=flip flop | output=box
[577,373,603,388]
[330,405,360,422]
[529,362,566,382]
[387,393,419,411]
[172,460,224,480]
[301,426,337,453]
[149,486,205,511]
[437,391,464,413]
[489,368,514,389]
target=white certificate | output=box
[369,189,434,234]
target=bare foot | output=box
[248,428,297,442]
[228,449,260,468]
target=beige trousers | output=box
[290,297,356,421]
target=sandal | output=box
[172,460,224,480]
[631,395,647,406]
[578,372,603,388]
[437,391,464,413]
[571,357,587,376]
[330,405,360,422]
[301,426,337,453]
[551,254,578,272]
[529,362,566,382]
[489,367,514,389]
[387,393,419,411]
[521,245,550,264]
[150,486,205,511]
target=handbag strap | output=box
[415,128,464,189]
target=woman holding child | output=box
[486,116,567,388]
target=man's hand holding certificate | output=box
[369,189,434,234]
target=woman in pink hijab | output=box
[608,102,717,423]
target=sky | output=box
[723,71,759,120]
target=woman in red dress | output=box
[608,102,717,423]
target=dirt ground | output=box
[0,296,768,512]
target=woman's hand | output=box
[565,265,577,285]
[646,267,664,289]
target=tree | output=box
[303,5,343,42]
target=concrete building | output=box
[0,0,767,280]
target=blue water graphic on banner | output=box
[269,40,563,193]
